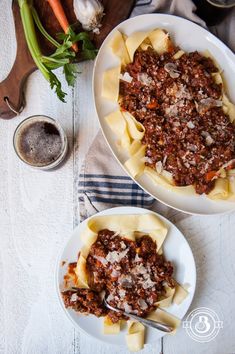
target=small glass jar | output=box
[13,115,68,170]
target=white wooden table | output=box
[0,2,235,353]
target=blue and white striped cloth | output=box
[78,131,155,221]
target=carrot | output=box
[147,99,158,109]
[47,0,78,52]
[205,171,217,182]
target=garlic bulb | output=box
[73,0,104,33]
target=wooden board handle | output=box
[0,1,36,119]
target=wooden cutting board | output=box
[0,0,135,119]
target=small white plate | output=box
[56,206,196,347]
[92,14,235,215]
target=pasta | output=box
[208,178,229,200]
[148,29,172,54]
[102,27,235,201]
[126,321,145,351]
[105,110,130,150]
[101,65,120,101]
[61,214,189,351]
[81,213,168,250]
[125,31,150,61]
[75,254,89,288]
[173,283,189,305]
[110,30,131,66]
[103,316,121,334]
[155,286,175,308]
[147,308,181,334]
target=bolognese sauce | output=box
[119,48,235,194]
[62,229,174,323]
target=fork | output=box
[103,296,173,333]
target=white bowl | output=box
[93,14,235,215]
[56,206,196,347]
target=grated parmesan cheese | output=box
[155,161,163,174]
[70,293,78,302]
[137,72,153,86]
[106,293,114,302]
[138,299,148,310]
[187,121,195,129]
[119,289,126,298]
[93,255,108,265]
[165,104,178,116]
[120,241,126,249]
[123,303,133,313]
[106,248,129,264]
[119,72,133,83]
[205,135,214,146]
[134,253,142,262]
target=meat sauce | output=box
[119,48,235,194]
[62,229,174,323]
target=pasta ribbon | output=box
[212,72,223,85]
[129,140,143,156]
[123,111,145,141]
[140,38,152,51]
[208,178,229,200]
[145,167,195,195]
[125,31,150,61]
[101,65,121,101]
[124,156,145,178]
[126,321,145,351]
[105,110,131,150]
[155,286,175,308]
[222,94,235,122]
[124,144,146,178]
[148,29,172,54]
[173,50,185,59]
[147,308,181,335]
[228,175,235,200]
[103,316,121,334]
[81,214,168,251]
[75,255,89,288]
[173,283,189,305]
[110,30,131,66]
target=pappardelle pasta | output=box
[102,28,235,200]
[61,214,188,351]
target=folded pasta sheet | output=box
[125,31,150,61]
[110,30,131,66]
[147,308,181,334]
[126,321,145,351]
[103,316,121,334]
[101,65,120,101]
[81,213,168,250]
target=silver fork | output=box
[103,297,173,333]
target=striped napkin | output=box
[78,0,235,222]
[78,131,156,221]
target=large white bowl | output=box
[92,14,235,215]
[56,206,196,347]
